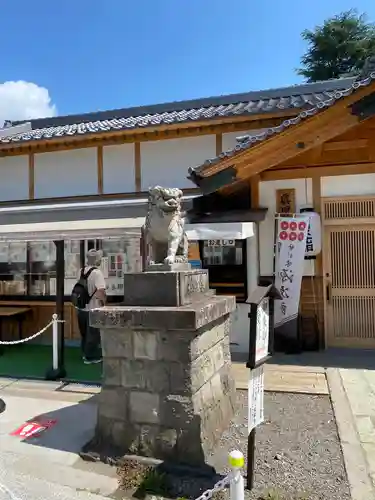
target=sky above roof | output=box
[0,0,374,123]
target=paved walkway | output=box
[328,368,375,500]
[0,379,115,500]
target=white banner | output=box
[274,216,310,326]
[248,365,264,433]
[255,297,269,363]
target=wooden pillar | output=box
[215,134,223,156]
[135,142,141,191]
[97,146,103,194]
[250,175,261,285]
[28,153,35,200]
[312,175,324,348]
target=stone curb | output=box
[327,368,375,500]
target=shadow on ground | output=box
[233,347,375,370]
[12,393,226,499]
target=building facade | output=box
[0,75,370,353]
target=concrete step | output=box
[3,451,119,497]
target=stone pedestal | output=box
[89,269,236,466]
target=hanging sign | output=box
[304,212,321,257]
[255,297,269,363]
[274,216,310,326]
[206,239,235,247]
[248,365,265,433]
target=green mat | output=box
[0,344,102,383]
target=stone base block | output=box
[122,269,211,307]
[90,297,236,467]
[146,262,191,272]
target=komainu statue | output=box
[143,186,189,266]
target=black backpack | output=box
[71,267,97,309]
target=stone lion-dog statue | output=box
[143,186,189,266]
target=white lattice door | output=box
[323,196,375,348]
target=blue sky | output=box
[0,0,375,119]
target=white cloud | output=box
[0,81,57,124]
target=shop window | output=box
[100,237,142,297]
[0,236,142,301]
[200,239,247,302]
[0,242,27,295]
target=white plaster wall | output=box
[0,156,29,201]
[322,173,375,197]
[259,179,314,277]
[222,128,268,152]
[140,135,216,190]
[34,148,97,199]
[103,144,135,194]
[230,303,249,353]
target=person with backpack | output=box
[71,249,106,364]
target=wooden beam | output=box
[199,82,375,180]
[97,146,103,194]
[28,153,34,200]
[323,138,368,151]
[260,162,375,181]
[134,142,141,191]
[215,134,223,156]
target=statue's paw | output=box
[164,256,175,265]
[175,256,188,263]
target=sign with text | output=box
[274,216,309,326]
[248,365,264,433]
[304,212,322,257]
[11,419,57,439]
[255,297,269,363]
[206,239,235,247]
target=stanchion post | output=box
[45,313,66,380]
[229,450,245,500]
[52,314,58,371]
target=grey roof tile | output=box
[188,70,375,179]
[0,77,358,145]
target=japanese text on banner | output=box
[274,216,310,326]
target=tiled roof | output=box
[188,71,375,179]
[0,77,357,145]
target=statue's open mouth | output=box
[163,199,178,211]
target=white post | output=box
[52,314,59,371]
[228,450,245,500]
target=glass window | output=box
[101,237,141,296]
[29,241,56,296]
[0,242,27,295]
[64,240,81,295]
[202,240,243,266]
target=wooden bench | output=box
[0,307,31,356]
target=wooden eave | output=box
[0,109,299,157]
[194,80,375,186]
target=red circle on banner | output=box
[289,232,297,241]
[298,232,305,241]
[298,221,307,231]
[280,221,289,230]
[290,221,297,231]
[279,231,288,240]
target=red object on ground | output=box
[11,419,57,438]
